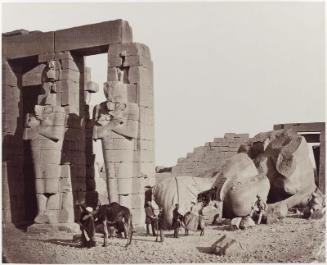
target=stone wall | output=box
[2,20,155,228]
[172,133,249,177]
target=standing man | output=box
[249,195,267,224]
[145,201,157,236]
[172,204,184,238]
[156,207,165,243]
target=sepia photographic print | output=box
[1,1,326,263]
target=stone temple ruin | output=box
[172,123,325,194]
[2,20,155,230]
[2,20,325,233]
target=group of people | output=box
[144,201,185,241]
[144,201,165,242]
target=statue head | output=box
[34,105,44,120]
[48,59,56,70]
[103,81,127,104]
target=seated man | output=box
[79,206,96,248]
[249,195,267,224]
[172,204,184,238]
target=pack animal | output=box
[97,202,134,247]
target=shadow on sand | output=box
[37,238,82,248]
[196,246,212,254]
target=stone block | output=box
[61,89,79,114]
[58,192,74,223]
[105,162,134,178]
[38,51,74,63]
[59,70,80,82]
[138,149,155,162]
[107,67,119,81]
[127,103,140,121]
[139,139,154,151]
[210,141,229,147]
[128,66,153,87]
[224,133,237,139]
[139,106,154,125]
[55,20,132,53]
[47,193,60,210]
[123,55,153,69]
[130,207,145,226]
[214,137,225,143]
[60,59,80,72]
[39,163,62,179]
[60,177,72,192]
[22,64,46,86]
[116,178,133,195]
[108,56,123,67]
[109,43,151,58]
[131,177,146,194]
[211,235,244,256]
[2,117,19,134]
[35,178,60,194]
[2,62,18,86]
[139,89,153,107]
[38,149,62,164]
[139,123,154,140]
[3,31,54,59]
[211,146,229,152]
[177,157,186,164]
[127,84,137,103]
[56,80,79,93]
[102,137,134,150]
[3,85,20,102]
[138,162,155,177]
[129,193,144,209]
[234,133,249,139]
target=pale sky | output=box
[2,2,325,166]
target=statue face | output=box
[34,106,44,120]
[103,81,128,103]
[48,60,56,70]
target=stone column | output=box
[106,43,155,226]
[22,51,83,231]
[93,71,139,209]
[84,67,100,209]
[2,60,25,226]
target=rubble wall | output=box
[172,133,249,177]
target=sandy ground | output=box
[2,214,325,263]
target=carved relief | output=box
[93,69,139,207]
[23,60,68,224]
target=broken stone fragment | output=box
[230,217,242,229]
[211,235,244,256]
[239,216,255,229]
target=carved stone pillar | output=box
[93,71,139,208]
